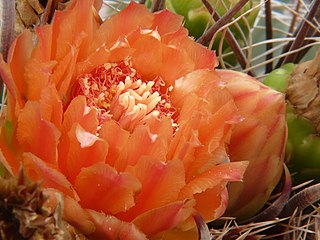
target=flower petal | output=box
[118,157,185,221]
[218,70,287,219]
[179,161,248,199]
[61,96,98,135]
[152,9,184,35]
[91,2,152,51]
[98,120,130,171]
[17,101,60,165]
[39,84,63,129]
[44,189,95,235]
[7,30,33,102]
[132,200,195,237]
[23,152,77,199]
[74,163,141,214]
[33,25,53,62]
[124,117,173,169]
[59,124,108,183]
[87,210,147,240]
[51,0,96,61]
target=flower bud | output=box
[218,70,287,220]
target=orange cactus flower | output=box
[0,0,285,238]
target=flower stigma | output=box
[72,58,176,132]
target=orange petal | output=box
[130,32,163,80]
[0,57,19,105]
[33,25,53,62]
[158,41,195,85]
[128,29,203,85]
[132,200,195,237]
[51,0,96,61]
[58,124,108,183]
[193,186,229,222]
[39,84,63,129]
[87,210,147,240]
[90,2,152,51]
[118,158,185,221]
[7,30,33,101]
[74,163,141,215]
[22,152,77,199]
[162,29,218,71]
[98,120,130,171]
[0,141,19,175]
[124,117,172,169]
[51,45,79,99]
[152,9,184,35]
[180,36,218,70]
[61,96,98,135]
[171,69,222,108]
[179,161,248,200]
[17,101,60,165]
[75,46,111,76]
[44,189,95,235]
[25,59,56,101]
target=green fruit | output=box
[264,63,320,183]
[263,63,295,93]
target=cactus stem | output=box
[151,0,166,12]
[265,0,273,73]
[276,0,320,67]
[281,182,320,217]
[200,0,256,76]
[197,0,250,45]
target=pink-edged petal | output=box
[44,188,95,235]
[218,70,287,219]
[22,152,77,199]
[74,163,141,215]
[132,199,195,237]
[87,209,147,240]
[118,158,185,221]
[17,101,60,165]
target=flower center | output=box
[72,59,176,131]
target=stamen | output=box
[72,58,177,131]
